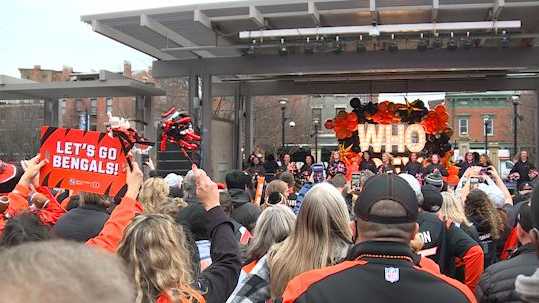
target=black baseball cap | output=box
[517,203,534,233]
[356,174,419,224]
[421,184,443,213]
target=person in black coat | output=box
[476,203,539,303]
[423,153,448,176]
[359,151,377,173]
[51,192,110,242]
[226,170,261,232]
[510,150,536,190]
[403,152,422,177]
[459,152,477,178]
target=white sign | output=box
[357,123,426,153]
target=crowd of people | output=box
[0,147,538,303]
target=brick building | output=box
[441,91,537,164]
[253,94,376,161]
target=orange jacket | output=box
[86,196,143,253]
[3,183,142,254]
[0,184,66,231]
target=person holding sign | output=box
[0,153,144,254]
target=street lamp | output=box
[484,116,489,154]
[280,98,288,150]
[512,95,521,156]
[313,119,320,162]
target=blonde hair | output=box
[246,205,296,263]
[264,180,289,207]
[0,240,133,303]
[265,180,288,197]
[140,178,169,213]
[117,214,203,303]
[268,183,352,298]
[439,192,470,226]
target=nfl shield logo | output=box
[385,267,399,283]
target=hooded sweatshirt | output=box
[228,188,261,232]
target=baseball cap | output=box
[421,185,443,213]
[517,203,534,233]
[356,174,419,224]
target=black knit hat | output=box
[425,172,444,189]
[421,184,443,213]
[356,174,418,224]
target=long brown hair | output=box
[268,183,352,298]
[464,190,504,240]
[117,214,203,303]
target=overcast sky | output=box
[0,0,242,77]
[0,0,445,100]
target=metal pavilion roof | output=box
[81,0,539,61]
[0,71,165,100]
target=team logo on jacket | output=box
[384,267,399,283]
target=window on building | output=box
[75,99,83,112]
[484,118,494,136]
[106,97,113,114]
[335,107,346,116]
[458,118,469,135]
[59,99,66,116]
[311,108,322,123]
[90,98,97,115]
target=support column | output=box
[188,74,200,127]
[200,73,213,177]
[245,95,254,157]
[143,96,155,144]
[43,98,59,127]
[233,83,242,169]
[536,90,539,167]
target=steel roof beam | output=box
[249,5,266,28]
[91,20,176,60]
[153,47,539,77]
[308,1,320,26]
[212,77,539,96]
[432,0,439,23]
[370,0,379,25]
[140,14,214,58]
[491,0,505,20]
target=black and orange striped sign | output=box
[39,126,128,197]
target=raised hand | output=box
[192,164,220,211]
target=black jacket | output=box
[197,206,242,303]
[417,212,483,290]
[423,163,449,176]
[469,214,498,267]
[228,189,261,232]
[476,244,539,303]
[51,204,110,242]
[510,160,535,186]
[459,160,477,178]
[281,241,475,303]
[360,160,377,173]
[403,161,423,176]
